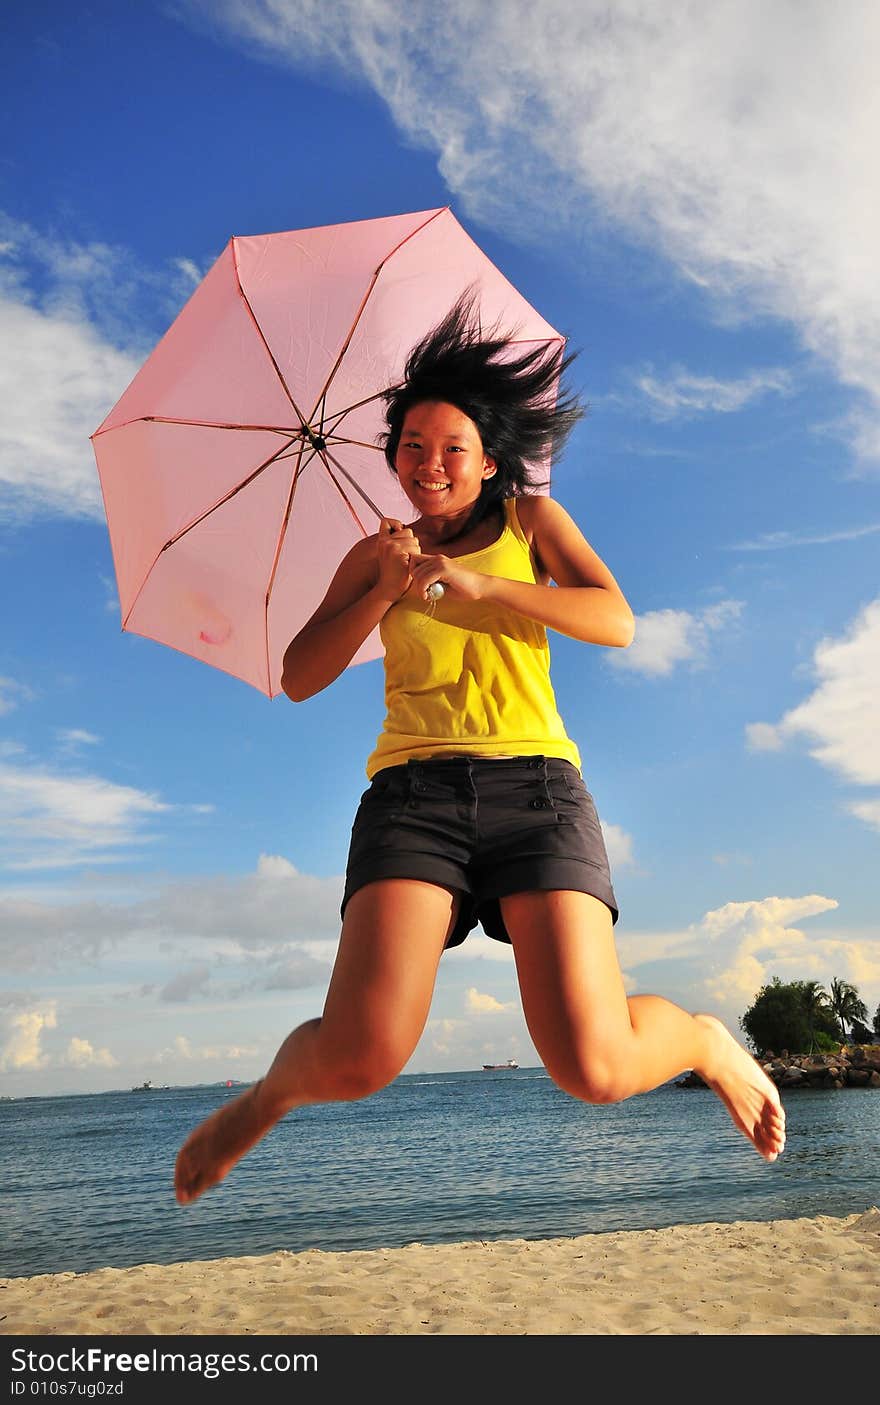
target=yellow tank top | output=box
[366,497,582,778]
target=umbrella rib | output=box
[307,207,449,423]
[164,437,299,549]
[122,436,300,631]
[263,438,309,690]
[319,453,374,539]
[92,415,303,438]
[328,436,385,452]
[320,445,386,524]
[262,442,375,692]
[317,388,399,445]
[231,238,309,431]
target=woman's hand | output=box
[375,518,421,602]
[408,553,486,602]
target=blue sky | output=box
[2,0,878,1095]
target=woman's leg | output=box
[174,879,457,1203]
[501,890,785,1161]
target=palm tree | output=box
[828,978,868,1042]
[800,981,831,1055]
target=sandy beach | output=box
[2,1210,878,1336]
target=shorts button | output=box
[530,797,547,809]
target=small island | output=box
[678,976,880,1089]
[678,1042,880,1090]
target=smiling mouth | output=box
[415,481,450,492]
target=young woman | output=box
[175,298,784,1205]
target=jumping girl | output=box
[175,296,785,1205]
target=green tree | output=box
[740,977,840,1056]
[874,1002,880,1038]
[801,980,835,1055]
[828,978,868,1042]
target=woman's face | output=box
[395,401,495,518]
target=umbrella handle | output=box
[385,520,444,601]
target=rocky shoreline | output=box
[677,1042,880,1090]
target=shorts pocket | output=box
[561,769,594,804]
[546,771,601,831]
[357,768,409,818]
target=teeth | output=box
[417,482,449,491]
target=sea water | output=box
[1,1070,877,1278]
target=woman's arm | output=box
[409,496,635,648]
[280,519,422,701]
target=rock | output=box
[678,1043,880,1090]
[781,1068,806,1086]
[675,1071,708,1088]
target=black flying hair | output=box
[379,289,585,527]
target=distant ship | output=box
[482,1059,519,1070]
[131,1080,153,1092]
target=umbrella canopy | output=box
[91,207,564,697]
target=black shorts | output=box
[341,754,619,947]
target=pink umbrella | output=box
[91,207,564,697]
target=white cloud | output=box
[159,963,213,1003]
[745,722,784,752]
[444,932,515,964]
[182,0,880,467]
[0,759,172,872]
[698,895,841,1006]
[616,893,880,1036]
[465,986,515,1014]
[746,598,880,789]
[0,282,138,521]
[417,1011,530,1067]
[0,1001,57,1071]
[171,257,203,288]
[0,853,343,978]
[631,366,793,421]
[729,522,880,552]
[154,1033,259,1064]
[848,798,880,833]
[0,677,36,717]
[600,822,634,871]
[55,729,101,754]
[0,212,214,522]
[424,1016,466,1057]
[256,854,299,880]
[610,600,744,676]
[62,1037,117,1069]
[0,677,36,719]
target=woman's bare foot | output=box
[694,1014,786,1162]
[174,1080,279,1204]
